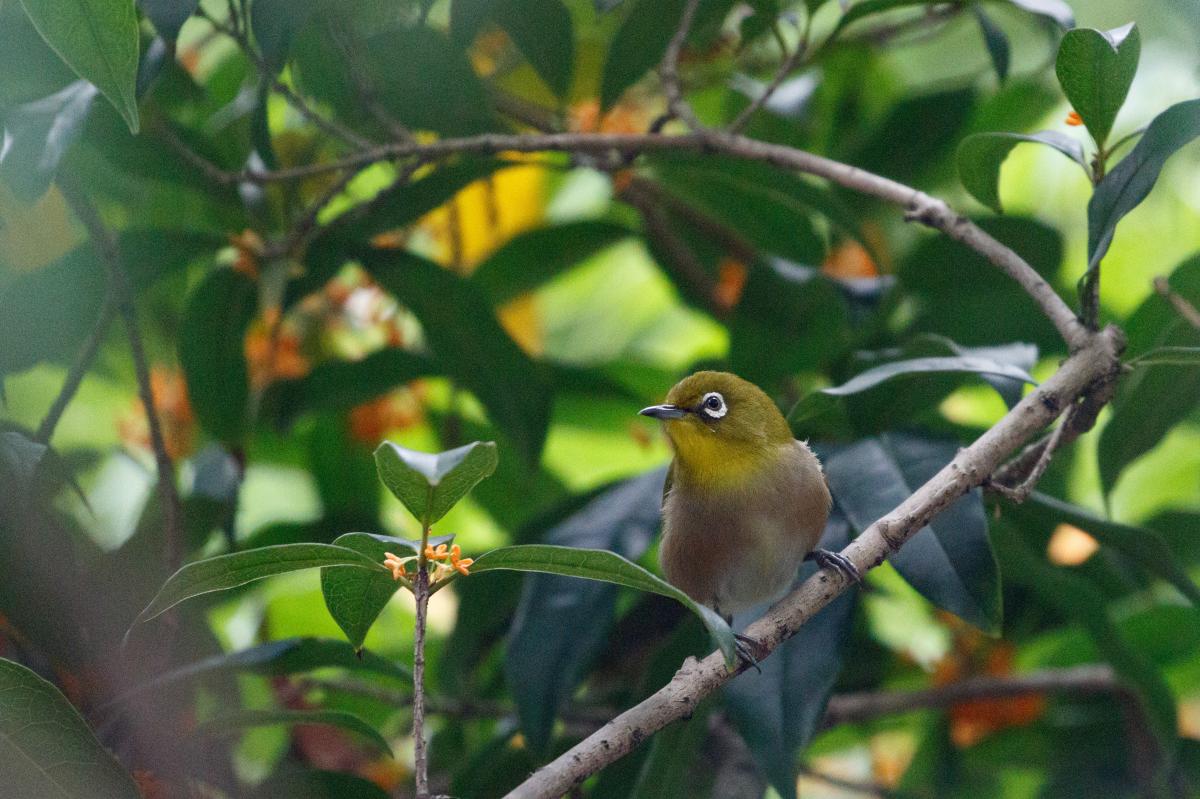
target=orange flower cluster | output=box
[244,313,311,390]
[118,366,196,460]
[1066,110,1084,126]
[426,543,474,576]
[383,543,474,584]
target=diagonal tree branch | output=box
[35,291,118,445]
[504,326,1124,798]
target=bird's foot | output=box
[734,633,766,673]
[805,549,863,584]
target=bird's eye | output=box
[700,392,727,419]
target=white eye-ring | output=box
[700,391,727,419]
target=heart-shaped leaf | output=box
[132,543,389,627]
[16,0,140,132]
[1055,23,1140,147]
[373,440,498,527]
[820,434,1001,632]
[197,709,392,756]
[0,657,140,798]
[1087,98,1200,270]
[957,130,1087,213]
[320,532,453,650]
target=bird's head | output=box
[639,371,793,482]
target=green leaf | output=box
[820,434,1001,632]
[1004,0,1073,27]
[1087,98,1200,270]
[957,131,1087,213]
[262,349,437,426]
[132,543,389,626]
[1128,346,1200,367]
[250,768,391,799]
[105,637,409,709]
[0,657,140,799]
[971,5,1010,83]
[0,81,97,201]
[452,0,574,96]
[993,528,1178,758]
[600,0,686,109]
[629,697,717,799]
[320,532,450,650]
[138,0,198,42]
[502,471,664,751]
[789,354,1036,436]
[1123,254,1200,358]
[16,0,140,132]
[374,440,498,526]
[198,709,392,756]
[1055,23,1140,148]
[358,249,552,465]
[724,515,858,799]
[1010,493,1200,606]
[178,268,256,444]
[250,0,323,71]
[831,0,941,38]
[474,544,738,667]
[471,221,633,305]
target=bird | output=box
[639,370,860,665]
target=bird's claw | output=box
[734,633,765,673]
[805,548,863,584]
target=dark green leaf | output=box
[0,658,140,798]
[0,81,96,201]
[1009,493,1200,606]
[994,528,1178,757]
[820,433,1001,632]
[789,354,1036,436]
[474,543,737,666]
[1087,98,1200,270]
[957,130,1087,213]
[198,709,392,756]
[105,637,409,709]
[319,532,450,650]
[600,0,686,109]
[138,0,198,42]
[179,268,256,443]
[250,0,323,71]
[358,249,552,464]
[1123,253,1200,358]
[629,697,717,799]
[452,0,574,96]
[1128,346,1200,367]
[250,768,390,799]
[16,0,140,132]
[724,515,858,799]
[472,221,633,305]
[832,0,946,38]
[503,470,663,751]
[132,543,389,625]
[1055,23,1140,148]
[971,5,1010,83]
[262,349,437,426]
[374,440,498,526]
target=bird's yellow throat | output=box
[666,421,777,491]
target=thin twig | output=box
[728,15,811,134]
[58,178,185,570]
[984,406,1073,503]
[659,0,705,131]
[34,292,117,445]
[1154,275,1200,329]
[503,327,1125,798]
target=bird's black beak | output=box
[639,404,688,420]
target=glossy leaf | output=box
[503,470,664,751]
[957,130,1086,213]
[471,221,633,305]
[724,515,858,799]
[358,248,552,465]
[198,709,392,756]
[16,0,140,132]
[320,532,451,650]
[820,434,1001,632]
[1087,98,1200,270]
[132,543,389,625]
[475,544,737,665]
[0,658,140,798]
[601,0,686,109]
[0,80,97,201]
[971,5,1010,83]
[1009,493,1200,606]
[1055,23,1140,148]
[178,268,256,443]
[374,440,498,526]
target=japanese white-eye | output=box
[640,371,860,663]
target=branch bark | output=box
[504,326,1124,798]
